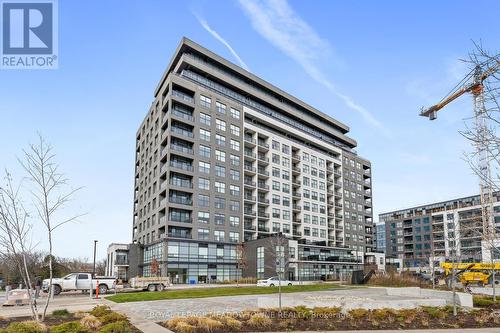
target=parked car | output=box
[257,276,293,287]
[42,273,116,295]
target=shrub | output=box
[294,305,312,319]
[372,308,397,322]
[165,317,186,330]
[90,305,112,317]
[50,321,89,333]
[421,306,447,319]
[368,271,431,288]
[99,313,128,325]
[52,309,70,317]
[197,317,223,332]
[219,316,242,331]
[311,307,341,319]
[74,311,89,319]
[98,321,133,333]
[348,308,368,320]
[473,295,500,308]
[80,315,102,331]
[5,321,47,333]
[173,322,195,333]
[247,313,272,329]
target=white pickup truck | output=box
[42,273,116,295]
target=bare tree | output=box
[19,135,83,320]
[0,172,39,320]
[236,244,248,286]
[459,43,500,302]
[263,233,291,311]
[441,215,463,317]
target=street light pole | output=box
[93,240,98,278]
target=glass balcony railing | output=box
[172,108,194,121]
[170,145,194,155]
[170,160,194,171]
[169,197,193,205]
[171,127,194,138]
[172,90,194,103]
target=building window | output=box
[230,169,240,181]
[272,194,280,204]
[257,247,264,279]
[198,211,209,224]
[272,208,280,218]
[215,197,225,209]
[216,101,226,114]
[230,139,240,151]
[198,194,209,207]
[199,161,210,174]
[199,145,211,158]
[215,150,226,162]
[230,107,240,119]
[230,124,240,137]
[228,155,239,168]
[272,167,280,177]
[229,232,239,243]
[198,228,209,240]
[198,178,210,191]
[230,200,240,212]
[200,128,211,141]
[200,113,211,126]
[215,165,226,177]
[216,134,226,146]
[214,230,225,242]
[216,119,226,131]
[229,216,240,227]
[272,140,280,150]
[230,185,240,196]
[200,95,211,108]
[215,213,225,225]
[215,181,226,193]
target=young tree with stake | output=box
[19,135,83,320]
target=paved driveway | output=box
[110,288,448,322]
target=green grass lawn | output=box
[106,283,341,303]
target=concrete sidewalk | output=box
[1,295,105,318]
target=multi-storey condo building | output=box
[132,38,373,282]
[380,194,500,269]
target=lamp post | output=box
[93,240,98,277]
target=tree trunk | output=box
[22,254,39,321]
[452,267,457,316]
[42,235,53,321]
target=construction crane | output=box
[420,58,500,240]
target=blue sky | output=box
[0,0,498,259]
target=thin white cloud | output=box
[194,13,250,72]
[237,0,389,135]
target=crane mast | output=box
[420,60,499,246]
